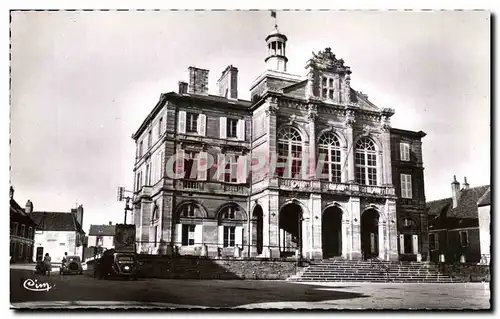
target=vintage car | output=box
[93,249,138,280]
[60,255,84,275]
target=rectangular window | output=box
[182,225,196,246]
[227,118,238,138]
[224,155,238,183]
[223,226,236,247]
[429,233,438,250]
[186,113,199,133]
[146,164,151,185]
[460,231,469,247]
[158,117,163,138]
[148,130,152,148]
[19,243,23,257]
[20,225,25,238]
[28,227,33,239]
[400,174,413,199]
[13,222,18,236]
[139,141,143,157]
[400,142,410,161]
[184,151,199,180]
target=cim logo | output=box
[23,279,55,292]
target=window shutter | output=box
[412,235,419,254]
[198,152,208,181]
[195,225,203,245]
[178,111,186,134]
[407,175,413,199]
[176,149,185,178]
[237,155,248,184]
[217,154,226,182]
[218,225,224,246]
[399,234,405,254]
[176,224,182,246]
[198,114,206,136]
[400,174,405,198]
[237,119,245,141]
[220,117,227,139]
[235,226,243,247]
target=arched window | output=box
[355,137,377,185]
[175,202,203,247]
[277,126,303,178]
[318,132,342,183]
[218,204,246,249]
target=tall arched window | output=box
[355,137,377,185]
[277,126,302,178]
[318,132,342,183]
[218,204,246,249]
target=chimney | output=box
[217,65,238,99]
[188,66,209,95]
[462,177,470,190]
[9,186,14,200]
[25,200,33,214]
[76,205,84,227]
[178,81,188,94]
[451,175,461,208]
[109,221,112,226]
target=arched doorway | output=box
[279,202,302,258]
[252,205,264,255]
[322,206,342,258]
[361,209,379,259]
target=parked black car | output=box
[93,249,138,280]
[60,255,83,275]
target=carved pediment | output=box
[310,48,351,73]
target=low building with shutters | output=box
[131,26,428,261]
[427,177,490,263]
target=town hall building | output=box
[131,26,428,262]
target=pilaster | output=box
[349,196,361,259]
[309,193,322,259]
[386,199,399,261]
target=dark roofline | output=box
[132,92,252,140]
[390,128,427,138]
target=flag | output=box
[270,10,276,18]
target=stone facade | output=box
[131,27,428,261]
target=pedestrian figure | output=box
[43,253,52,276]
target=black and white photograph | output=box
[8,8,491,310]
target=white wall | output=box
[478,205,490,260]
[33,231,80,263]
[88,235,114,249]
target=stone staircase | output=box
[287,258,462,283]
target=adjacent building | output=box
[88,222,116,252]
[30,205,86,262]
[427,176,490,263]
[10,187,37,263]
[131,26,428,261]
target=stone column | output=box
[378,220,387,260]
[381,121,393,186]
[345,118,356,183]
[309,193,322,259]
[262,195,271,258]
[386,199,399,261]
[349,196,362,260]
[265,97,279,179]
[308,104,318,179]
[342,211,349,259]
[161,193,174,253]
[268,191,280,258]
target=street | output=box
[10,268,490,309]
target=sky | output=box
[9,10,490,233]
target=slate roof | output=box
[89,224,116,236]
[477,187,491,207]
[426,185,490,219]
[30,211,85,233]
[10,199,37,226]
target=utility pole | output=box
[117,186,134,224]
